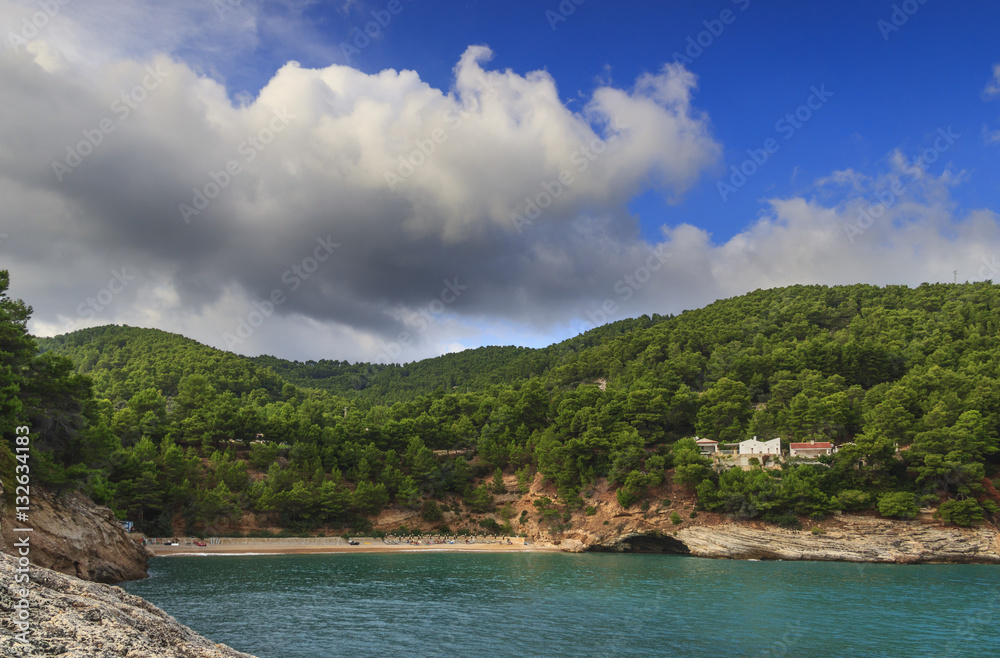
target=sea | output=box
[123,552,999,657]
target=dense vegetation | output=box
[248,314,664,406]
[5,271,1000,536]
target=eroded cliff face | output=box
[1,488,149,583]
[565,515,1000,564]
[0,552,254,658]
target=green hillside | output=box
[6,274,1000,536]
[249,313,667,404]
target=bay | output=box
[123,553,999,657]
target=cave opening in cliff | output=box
[625,534,691,554]
[592,533,692,555]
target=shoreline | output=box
[145,538,561,556]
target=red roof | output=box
[790,442,833,449]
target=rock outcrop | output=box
[675,517,1000,563]
[0,552,254,657]
[1,489,149,583]
[576,515,1000,563]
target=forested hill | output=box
[9,278,1000,537]
[36,326,288,402]
[249,313,667,403]
[36,315,667,407]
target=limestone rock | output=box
[1,489,149,583]
[672,517,1000,564]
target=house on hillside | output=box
[738,437,781,456]
[695,437,719,455]
[789,440,835,459]
[710,436,782,470]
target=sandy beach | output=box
[145,538,560,556]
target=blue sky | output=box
[209,0,1000,243]
[3,0,1000,362]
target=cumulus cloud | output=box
[3,11,998,364]
[0,34,724,361]
[596,152,999,339]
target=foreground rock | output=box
[578,515,1000,563]
[0,552,254,657]
[0,489,149,583]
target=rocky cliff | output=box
[1,488,149,583]
[564,514,1000,563]
[0,552,254,657]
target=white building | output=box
[738,436,781,456]
[694,437,719,455]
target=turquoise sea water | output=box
[124,553,999,657]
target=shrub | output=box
[937,499,984,527]
[478,518,502,534]
[465,483,494,513]
[421,500,444,523]
[640,500,650,512]
[981,499,1000,516]
[670,512,682,525]
[491,468,506,494]
[516,467,532,495]
[585,506,597,516]
[877,492,919,520]
[836,489,871,511]
[689,511,697,519]
[811,527,825,535]
[616,488,639,508]
[765,513,801,530]
[919,494,941,507]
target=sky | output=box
[2,0,1000,364]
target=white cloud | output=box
[3,12,998,364]
[1,38,724,362]
[985,63,1000,144]
[984,63,1000,99]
